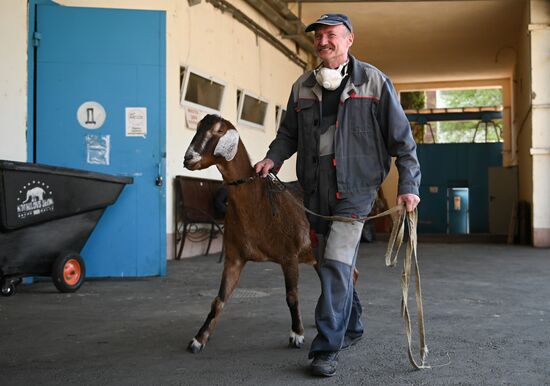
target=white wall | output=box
[0,0,28,161]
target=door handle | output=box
[156,160,164,187]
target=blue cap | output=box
[305,13,353,33]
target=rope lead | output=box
[387,208,430,370]
[267,173,432,370]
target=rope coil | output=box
[386,207,429,370]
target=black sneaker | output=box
[311,351,339,377]
[341,334,362,351]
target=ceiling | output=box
[288,0,527,84]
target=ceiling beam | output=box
[208,0,309,68]
[243,0,316,56]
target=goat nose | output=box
[184,154,193,162]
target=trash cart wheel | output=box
[1,281,16,297]
[52,252,86,293]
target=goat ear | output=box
[213,129,239,161]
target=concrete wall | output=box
[0,0,28,162]
[529,0,550,247]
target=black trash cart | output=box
[0,160,133,296]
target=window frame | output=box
[275,104,287,130]
[236,89,269,130]
[179,66,227,114]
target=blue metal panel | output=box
[406,110,502,124]
[416,143,502,234]
[32,4,166,277]
[417,144,459,185]
[417,185,447,233]
[468,186,487,233]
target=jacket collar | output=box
[348,54,368,86]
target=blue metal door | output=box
[32,3,166,277]
[448,188,469,234]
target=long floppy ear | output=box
[213,129,239,161]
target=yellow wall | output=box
[0,0,28,162]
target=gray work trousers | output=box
[306,155,376,357]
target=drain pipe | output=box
[207,0,310,69]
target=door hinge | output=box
[32,32,42,47]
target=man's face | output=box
[313,24,354,67]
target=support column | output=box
[529,0,550,247]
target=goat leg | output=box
[188,259,245,353]
[281,260,305,348]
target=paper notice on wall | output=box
[454,196,461,211]
[185,107,207,130]
[125,107,147,137]
[85,135,110,165]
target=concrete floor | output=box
[1,242,549,385]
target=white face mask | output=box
[314,62,348,90]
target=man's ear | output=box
[348,32,354,47]
[213,130,239,161]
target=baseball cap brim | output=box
[305,20,345,32]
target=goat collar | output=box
[224,175,257,186]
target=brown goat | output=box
[183,114,316,353]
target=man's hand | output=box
[397,193,420,212]
[254,158,275,177]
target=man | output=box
[255,13,421,377]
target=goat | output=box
[183,114,316,353]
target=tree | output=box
[437,88,503,143]
[400,91,426,143]
[439,88,502,108]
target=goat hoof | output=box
[289,331,305,349]
[188,338,205,354]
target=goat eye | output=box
[210,122,225,135]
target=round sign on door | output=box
[77,101,106,129]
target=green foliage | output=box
[400,91,426,110]
[438,88,501,108]
[437,88,503,143]
[437,120,503,143]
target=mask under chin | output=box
[314,62,348,90]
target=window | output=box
[237,90,268,129]
[401,87,503,144]
[275,105,287,129]
[180,67,226,112]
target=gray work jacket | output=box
[266,54,421,197]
